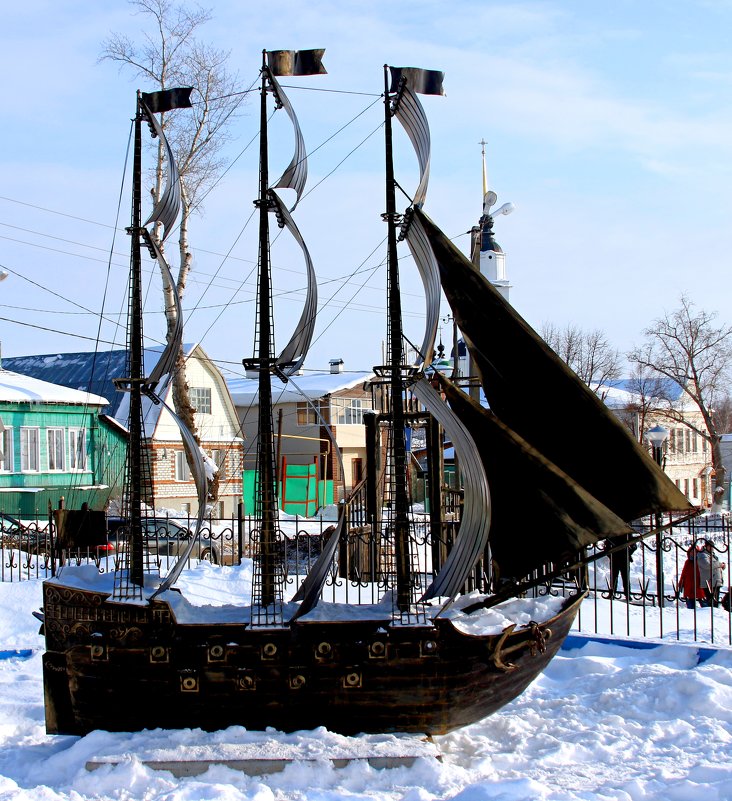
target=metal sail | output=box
[140,96,182,241]
[143,236,183,388]
[401,211,440,369]
[137,97,184,390]
[435,372,634,582]
[411,376,492,601]
[148,391,211,598]
[268,71,307,210]
[392,80,439,369]
[392,84,431,207]
[413,206,692,521]
[269,189,317,375]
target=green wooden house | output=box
[0,369,125,517]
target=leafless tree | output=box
[100,0,245,501]
[628,295,732,510]
[541,322,622,398]
[614,356,668,440]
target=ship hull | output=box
[42,582,583,736]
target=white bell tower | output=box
[470,140,514,301]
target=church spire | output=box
[470,139,514,301]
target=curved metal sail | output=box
[148,391,211,599]
[402,211,440,369]
[268,71,307,210]
[284,376,348,619]
[269,189,317,375]
[392,84,439,369]
[411,375,492,601]
[392,84,431,207]
[144,236,183,388]
[138,96,185,390]
[140,96,182,241]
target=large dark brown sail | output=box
[414,207,691,521]
[436,373,632,578]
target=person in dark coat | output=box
[604,532,637,598]
[679,545,704,609]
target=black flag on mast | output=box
[140,87,194,114]
[389,67,445,96]
[267,49,327,76]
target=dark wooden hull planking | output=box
[42,582,584,736]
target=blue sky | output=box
[1,1,731,378]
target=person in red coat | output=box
[679,546,705,609]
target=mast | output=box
[251,52,280,616]
[383,66,412,611]
[126,93,148,589]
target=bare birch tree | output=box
[541,322,622,398]
[100,0,244,502]
[628,295,732,510]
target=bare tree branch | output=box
[100,0,244,505]
[628,294,732,510]
[540,322,622,398]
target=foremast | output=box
[247,53,282,622]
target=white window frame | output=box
[69,428,87,471]
[189,387,212,415]
[47,428,65,471]
[175,450,191,482]
[20,427,40,473]
[331,397,370,426]
[0,428,13,473]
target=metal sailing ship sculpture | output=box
[41,55,691,737]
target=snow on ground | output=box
[0,563,730,800]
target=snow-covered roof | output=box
[228,370,374,406]
[3,345,196,418]
[0,369,108,406]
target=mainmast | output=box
[383,66,412,612]
[248,53,282,620]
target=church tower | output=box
[470,140,513,301]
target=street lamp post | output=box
[646,425,669,609]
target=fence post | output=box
[237,501,243,565]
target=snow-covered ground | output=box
[0,561,731,800]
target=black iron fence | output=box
[1,509,730,646]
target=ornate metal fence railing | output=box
[1,507,730,646]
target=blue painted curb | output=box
[0,649,33,661]
[561,632,725,665]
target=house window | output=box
[0,428,13,472]
[297,402,319,425]
[20,428,40,472]
[693,478,699,498]
[189,387,211,414]
[211,449,227,479]
[668,429,676,454]
[47,428,65,471]
[675,428,684,454]
[69,428,87,471]
[684,478,690,497]
[685,429,691,453]
[331,398,370,425]
[175,450,191,481]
